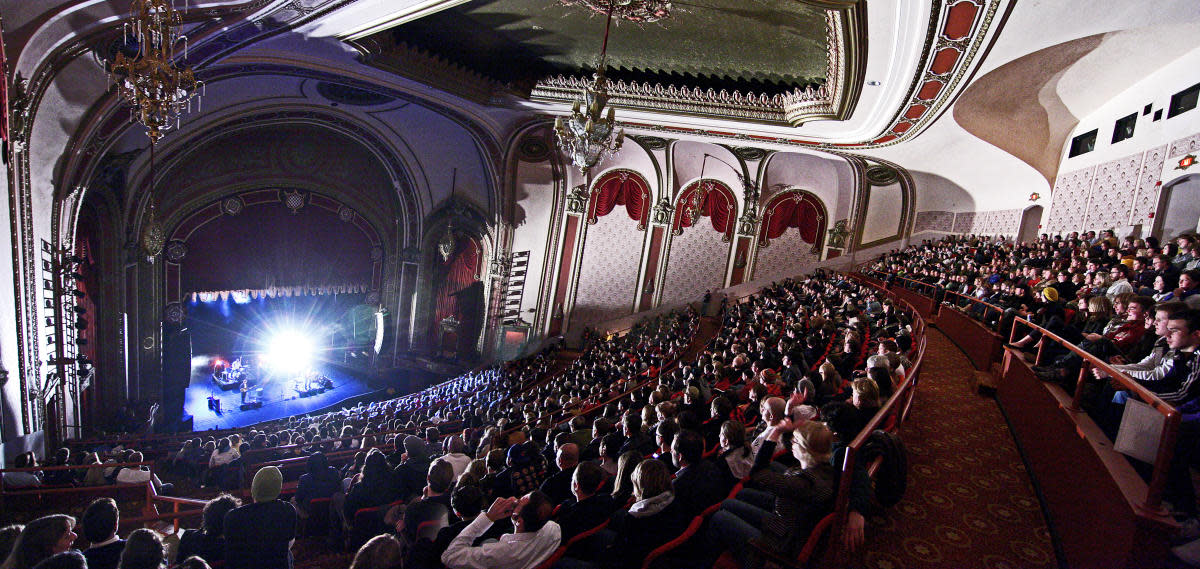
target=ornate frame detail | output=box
[530,6,866,127]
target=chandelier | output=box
[556,2,669,176]
[109,0,204,144]
[559,0,672,23]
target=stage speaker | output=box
[161,326,193,433]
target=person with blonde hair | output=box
[707,420,837,566]
[348,535,402,569]
[608,459,689,569]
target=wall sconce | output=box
[1029,192,1041,202]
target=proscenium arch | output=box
[116,108,422,250]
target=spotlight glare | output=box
[265,329,314,374]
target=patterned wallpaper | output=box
[1169,133,1200,158]
[752,227,820,284]
[970,208,1024,236]
[953,211,976,233]
[1044,130,1200,236]
[1084,154,1144,231]
[1131,145,1167,224]
[660,225,730,308]
[572,213,644,329]
[915,210,956,232]
[1045,166,1096,235]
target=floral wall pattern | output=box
[953,211,976,233]
[572,213,644,329]
[1045,166,1096,236]
[969,208,1024,236]
[1169,132,1200,159]
[1084,154,1144,231]
[753,227,821,284]
[660,224,729,308]
[914,210,956,232]
[1131,145,1167,225]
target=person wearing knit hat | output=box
[223,466,298,569]
[1042,287,1059,303]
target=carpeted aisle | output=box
[860,329,1057,569]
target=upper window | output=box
[1112,113,1137,144]
[1069,129,1098,158]
[1168,82,1200,118]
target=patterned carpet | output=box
[859,328,1058,569]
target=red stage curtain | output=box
[433,234,482,325]
[673,180,736,237]
[761,192,824,244]
[589,172,649,223]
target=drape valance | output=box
[760,190,826,247]
[588,170,650,226]
[673,179,736,239]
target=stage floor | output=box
[184,355,376,431]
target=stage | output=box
[184,355,378,430]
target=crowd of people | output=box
[869,230,1200,564]
[2,267,918,569]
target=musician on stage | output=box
[241,378,250,404]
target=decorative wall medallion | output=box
[651,198,674,226]
[566,185,589,214]
[517,134,553,162]
[222,196,244,216]
[631,135,669,150]
[865,164,900,185]
[1177,154,1197,171]
[164,240,188,263]
[338,205,356,222]
[827,219,850,248]
[365,291,381,305]
[733,147,768,161]
[283,190,306,213]
[370,246,384,261]
[164,303,185,324]
[142,336,156,351]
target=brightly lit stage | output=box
[184,357,377,430]
[179,293,384,431]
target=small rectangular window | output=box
[1169,82,1200,118]
[1143,103,1153,115]
[1154,109,1163,121]
[1112,113,1137,144]
[1069,129,1097,158]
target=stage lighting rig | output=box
[263,329,318,375]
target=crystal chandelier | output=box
[553,4,641,176]
[109,0,204,144]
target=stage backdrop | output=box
[180,201,373,294]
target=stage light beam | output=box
[265,329,315,374]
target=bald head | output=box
[762,397,786,425]
[556,443,580,471]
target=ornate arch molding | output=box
[758,189,830,253]
[159,187,387,314]
[672,179,738,241]
[586,169,652,230]
[844,156,917,249]
[115,107,421,250]
[414,198,495,354]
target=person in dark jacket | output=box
[393,436,432,501]
[606,459,689,569]
[342,450,401,526]
[707,420,836,566]
[669,430,725,518]
[224,467,298,569]
[292,452,341,521]
[81,498,124,569]
[556,462,616,541]
[176,494,240,564]
[538,443,579,506]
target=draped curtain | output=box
[760,191,826,245]
[433,234,482,326]
[588,171,649,224]
[672,180,736,238]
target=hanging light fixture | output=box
[109,0,204,145]
[553,3,647,176]
[142,144,166,264]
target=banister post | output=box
[1070,361,1089,411]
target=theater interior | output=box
[0,0,1199,568]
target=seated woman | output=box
[176,494,241,564]
[707,420,837,567]
[606,459,689,569]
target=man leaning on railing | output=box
[1092,308,1200,559]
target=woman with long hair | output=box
[0,515,76,569]
[610,450,643,507]
[118,529,164,569]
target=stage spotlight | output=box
[265,329,315,374]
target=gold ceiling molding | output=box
[531,5,866,127]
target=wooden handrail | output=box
[0,460,154,474]
[942,289,1006,319]
[1009,316,1179,511]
